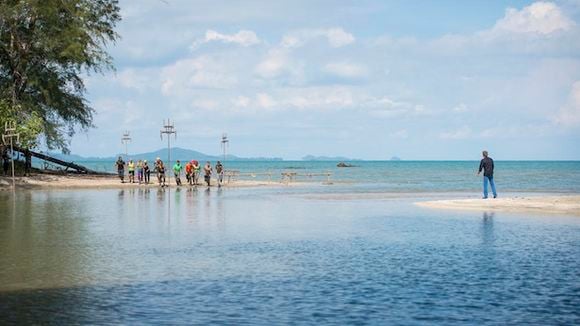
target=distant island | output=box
[302,155,361,161]
[390,156,402,161]
[45,147,283,162]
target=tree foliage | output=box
[0,99,43,149]
[0,0,120,152]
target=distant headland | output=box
[47,147,283,162]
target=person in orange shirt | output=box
[185,160,193,185]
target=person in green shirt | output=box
[173,160,183,186]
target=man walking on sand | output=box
[477,150,497,199]
[204,161,212,187]
[115,156,125,183]
[215,161,224,187]
[173,160,183,186]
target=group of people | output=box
[115,157,225,187]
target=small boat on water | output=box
[337,162,354,167]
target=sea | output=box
[1,161,579,324]
[45,160,580,193]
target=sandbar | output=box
[0,174,295,190]
[416,195,580,216]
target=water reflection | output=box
[1,190,579,324]
[216,187,225,231]
[110,186,228,230]
[481,212,495,245]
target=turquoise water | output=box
[56,160,580,193]
[0,188,579,324]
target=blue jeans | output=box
[483,176,497,198]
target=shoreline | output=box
[0,174,297,190]
[416,195,580,216]
[2,174,580,216]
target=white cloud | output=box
[254,49,304,82]
[191,29,260,49]
[256,93,277,109]
[285,87,354,109]
[390,129,409,139]
[555,81,580,127]
[281,27,355,48]
[191,99,219,111]
[325,28,356,47]
[161,56,237,95]
[93,98,146,129]
[452,103,467,113]
[280,35,300,48]
[439,126,472,140]
[186,87,422,115]
[479,124,551,138]
[224,87,357,113]
[232,96,251,108]
[424,2,579,56]
[491,1,575,35]
[323,62,369,79]
[255,49,289,78]
[104,68,159,93]
[362,96,428,118]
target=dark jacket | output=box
[479,157,494,177]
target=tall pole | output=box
[221,133,229,162]
[160,119,176,185]
[121,131,131,161]
[2,122,20,189]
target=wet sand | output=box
[416,195,580,216]
[0,174,293,189]
[3,175,579,217]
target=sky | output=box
[71,0,580,160]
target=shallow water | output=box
[61,160,580,193]
[1,188,579,324]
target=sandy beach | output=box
[416,196,580,216]
[0,173,291,189]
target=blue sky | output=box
[72,0,580,160]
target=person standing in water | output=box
[115,156,125,183]
[137,160,144,184]
[185,160,193,185]
[1,146,9,176]
[24,148,32,176]
[192,160,200,185]
[203,161,212,187]
[155,158,166,187]
[215,161,224,187]
[127,159,135,183]
[173,160,183,186]
[143,160,151,184]
[477,150,497,199]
